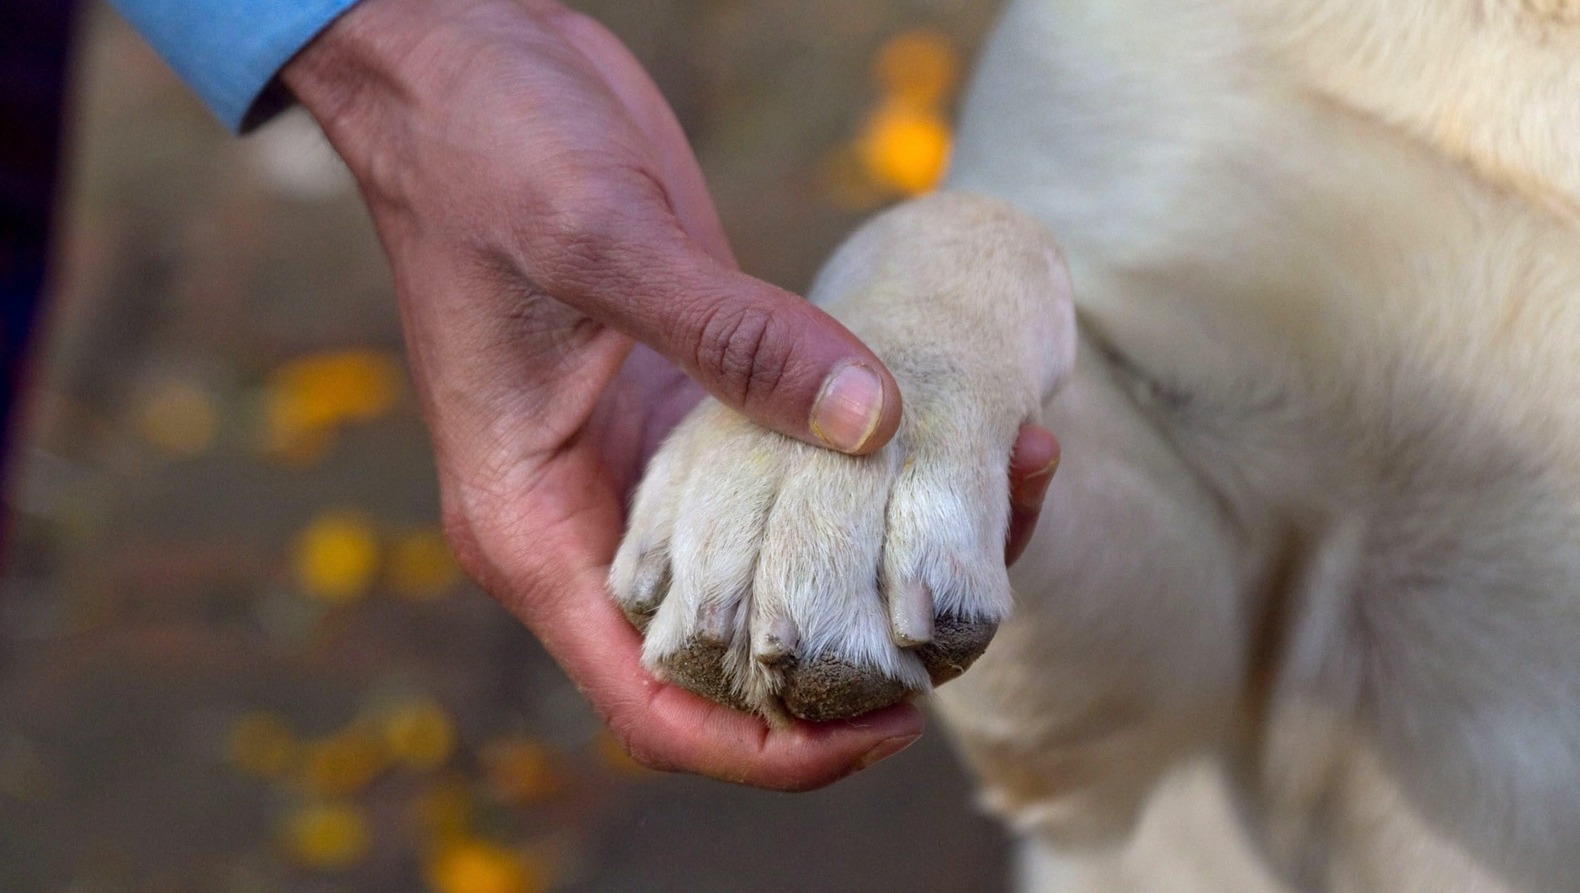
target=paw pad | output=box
[915,618,998,685]
[662,637,756,714]
[781,653,914,722]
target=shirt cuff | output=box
[107,0,364,133]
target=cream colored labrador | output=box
[608,1,1580,889]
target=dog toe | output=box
[620,550,671,632]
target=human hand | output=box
[282,0,1055,789]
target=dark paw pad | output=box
[662,637,753,713]
[782,653,914,722]
[914,618,997,685]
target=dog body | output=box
[941,2,1580,890]
[610,1,1580,889]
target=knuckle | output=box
[605,720,671,773]
[690,301,796,407]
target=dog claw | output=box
[622,551,671,631]
[697,600,737,641]
[888,580,936,647]
[754,615,799,666]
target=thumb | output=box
[647,255,904,456]
[541,7,901,454]
[545,217,903,455]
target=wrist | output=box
[280,0,559,144]
[278,0,420,136]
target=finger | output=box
[626,692,924,790]
[1006,422,1060,565]
[536,214,903,456]
[535,8,901,456]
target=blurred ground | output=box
[0,2,1014,892]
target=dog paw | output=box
[609,397,1017,724]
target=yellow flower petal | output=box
[280,801,371,871]
[481,738,568,805]
[386,529,462,601]
[260,391,338,466]
[383,700,456,770]
[262,350,402,465]
[299,725,388,797]
[274,350,401,425]
[856,102,952,195]
[425,840,549,893]
[293,511,380,603]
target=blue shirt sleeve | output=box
[107,0,364,133]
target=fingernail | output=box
[854,734,920,772]
[811,363,884,453]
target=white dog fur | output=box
[609,0,1580,889]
